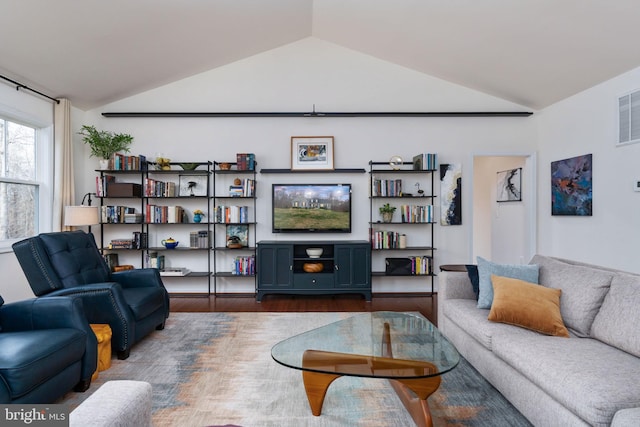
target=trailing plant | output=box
[79,125,133,160]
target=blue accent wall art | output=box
[440,163,462,225]
[551,154,592,216]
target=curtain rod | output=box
[102,111,533,118]
[0,75,60,104]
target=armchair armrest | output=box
[112,268,165,289]
[0,296,93,332]
[612,408,640,427]
[46,283,136,354]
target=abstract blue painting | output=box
[440,163,462,225]
[551,154,592,216]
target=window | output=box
[0,117,41,243]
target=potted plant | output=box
[79,125,134,169]
[379,203,396,223]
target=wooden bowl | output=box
[303,262,324,273]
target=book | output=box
[159,267,191,277]
[113,264,134,272]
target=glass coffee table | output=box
[271,311,459,427]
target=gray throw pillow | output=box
[476,256,539,309]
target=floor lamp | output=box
[64,193,99,233]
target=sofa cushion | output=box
[477,257,539,309]
[488,275,569,337]
[531,255,613,337]
[492,332,640,426]
[591,274,640,358]
[0,329,85,399]
[442,298,536,350]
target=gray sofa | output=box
[438,255,640,427]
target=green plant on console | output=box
[79,125,134,160]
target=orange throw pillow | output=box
[488,275,570,337]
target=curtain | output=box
[53,98,74,231]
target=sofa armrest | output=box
[70,380,152,427]
[612,408,640,427]
[439,271,476,301]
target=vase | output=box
[99,159,109,170]
[193,214,203,223]
[382,212,394,223]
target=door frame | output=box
[469,151,537,263]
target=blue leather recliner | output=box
[12,231,170,360]
[0,294,97,403]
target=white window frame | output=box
[0,110,53,253]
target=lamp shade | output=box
[64,205,99,226]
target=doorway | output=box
[471,153,537,264]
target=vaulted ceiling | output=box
[2,0,640,110]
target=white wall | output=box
[536,66,640,273]
[83,37,536,293]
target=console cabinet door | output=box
[335,244,371,288]
[257,245,292,289]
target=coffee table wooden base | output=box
[301,349,441,427]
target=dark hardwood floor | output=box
[170,293,438,325]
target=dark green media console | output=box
[256,240,371,302]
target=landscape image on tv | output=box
[272,184,351,232]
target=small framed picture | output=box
[291,136,334,170]
[179,174,208,197]
[226,224,248,247]
[496,168,522,202]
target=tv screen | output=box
[272,184,352,233]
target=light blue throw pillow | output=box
[476,257,539,309]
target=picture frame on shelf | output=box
[179,174,208,197]
[291,136,334,170]
[226,224,248,248]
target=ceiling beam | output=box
[102,111,533,118]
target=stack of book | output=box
[108,153,147,171]
[228,178,255,197]
[145,205,184,223]
[109,239,133,249]
[101,206,137,223]
[189,230,211,248]
[132,232,148,249]
[408,256,432,275]
[399,205,434,223]
[372,179,402,197]
[159,267,191,277]
[412,153,438,170]
[144,178,177,197]
[231,255,255,276]
[214,205,249,223]
[371,230,403,249]
[236,153,256,171]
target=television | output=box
[272,184,352,233]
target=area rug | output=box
[60,312,532,426]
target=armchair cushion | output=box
[0,329,85,399]
[123,287,167,321]
[39,232,111,287]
